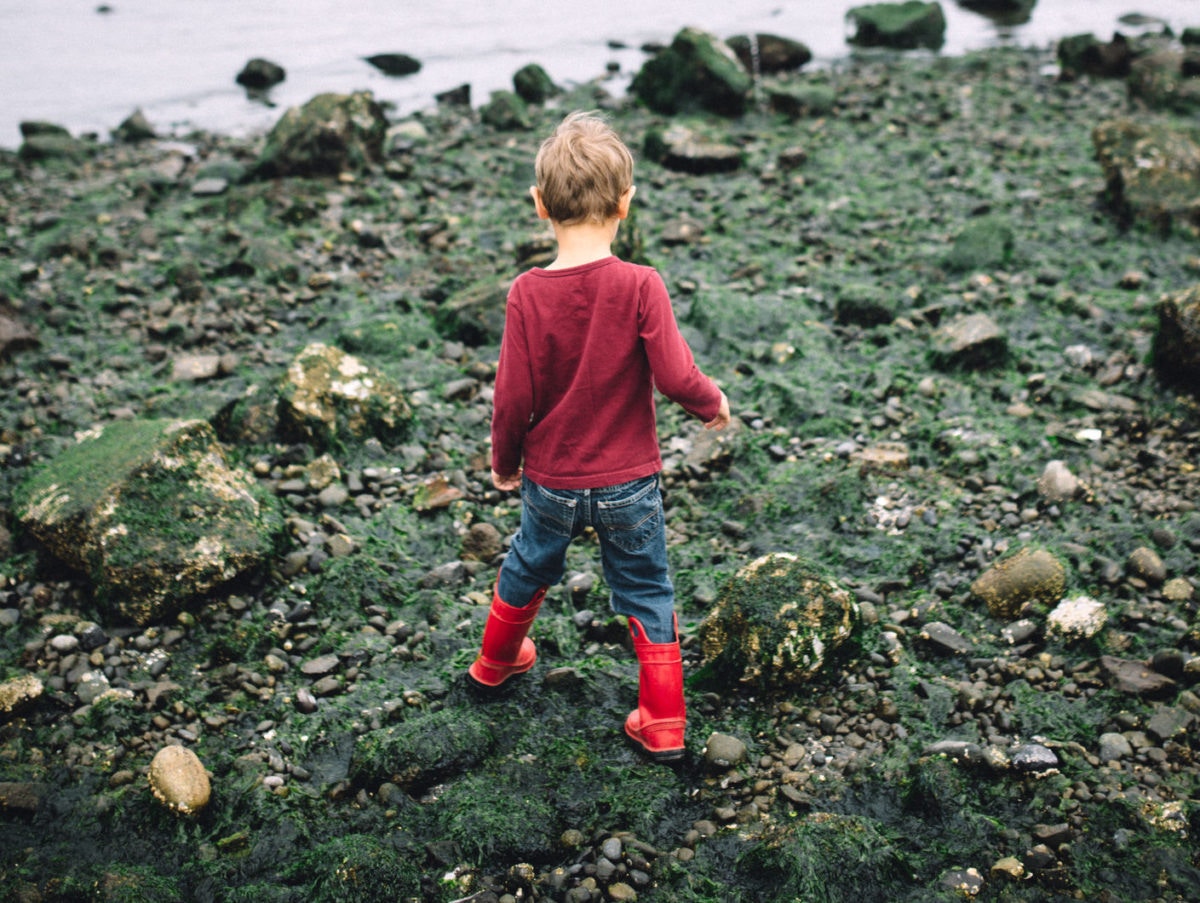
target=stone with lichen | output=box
[13,419,282,625]
[698,552,859,689]
[971,547,1065,619]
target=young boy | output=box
[467,111,731,761]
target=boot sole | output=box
[464,667,531,695]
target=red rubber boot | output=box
[624,616,686,761]
[467,586,546,689]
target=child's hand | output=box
[704,392,731,431]
[492,469,521,491]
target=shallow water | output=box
[0,1,1194,149]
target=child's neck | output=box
[546,219,619,270]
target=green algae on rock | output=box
[13,419,282,625]
[631,27,753,117]
[846,1,947,51]
[349,707,495,793]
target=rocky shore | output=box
[2,20,1200,903]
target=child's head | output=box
[534,111,634,225]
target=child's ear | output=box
[617,185,636,219]
[529,186,551,220]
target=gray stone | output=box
[1146,707,1195,744]
[1099,655,1177,698]
[919,621,972,655]
[704,732,748,769]
[1037,460,1079,502]
[1010,743,1058,773]
[1097,731,1133,762]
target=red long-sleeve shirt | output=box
[491,256,722,490]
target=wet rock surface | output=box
[1,32,1200,903]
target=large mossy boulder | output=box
[631,27,753,117]
[970,547,1066,619]
[1154,285,1200,393]
[14,419,282,625]
[1128,50,1200,116]
[847,1,947,51]
[350,708,494,793]
[698,553,859,689]
[277,342,413,450]
[944,215,1016,272]
[250,91,388,179]
[1093,118,1200,236]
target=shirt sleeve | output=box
[491,294,533,476]
[638,271,722,421]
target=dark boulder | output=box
[958,0,1036,27]
[112,108,156,142]
[1057,33,1132,80]
[436,84,471,107]
[236,58,286,90]
[513,63,559,105]
[17,121,89,163]
[726,33,812,74]
[365,53,422,77]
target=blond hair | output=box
[534,111,634,225]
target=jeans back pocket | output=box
[596,478,662,554]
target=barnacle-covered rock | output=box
[0,674,43,719]
[148,745,211,816]
[699,552,859,689]
[277,342,412,450]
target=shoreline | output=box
[2,1,1191,154]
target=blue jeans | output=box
[497,475,677,643]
